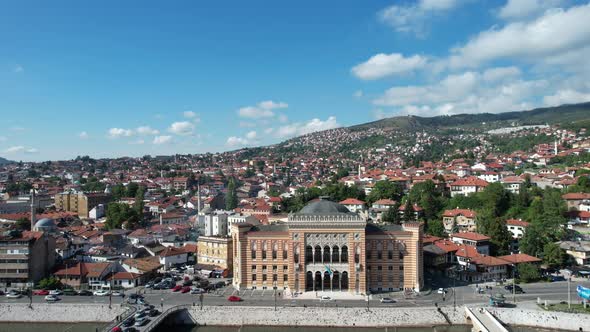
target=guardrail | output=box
[101,304,136,332]
[142,304,193,332]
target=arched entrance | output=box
[323,271,331,291]
[341,271,349,290]
[305,271,313,291]
[314,271,322,291]
[332,271,340,291]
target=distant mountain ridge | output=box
[348,102,590,132]
[0,157,13,165]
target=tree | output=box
[126,182,140,197]
[519,223,548,257]
[543,242,566,269]
[427,220,445,237]
[382,206,400,224]
[243,168,256,178]
[479,183,510,217]
[15,217,31,231]
[134,186,145,217]
[402,199,415,222]
[517,263,541,283]
[367,180,402,204]
[409,180,443,221]
[38,276,62,290]
[105,202,138,230]
[226,178,238,210]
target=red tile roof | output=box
[339,198,365,205]
[498,253,541,264]
[443,209,477,218]
[451,176,489,187]
[506,219,530,227]
[453,232,490,242]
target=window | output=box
[283,265,288,271]
[272,265,277,272]
[262,265,267,272]
[252,265,257,271]
[399,253,404,260]
[283,249,288,260]
[283,274,288,282]
[366,250,372,260]
[263,274,267,281]
[399,266,404,270]
[388,250,393,260]
[273,275,277,282]
[377,251,382,259]
[252,274,257,281]
[377,266,382,271]
[262,251,267,259]
[251,250,256,259]
[388,266,393,271]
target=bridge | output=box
[464,307,508,332]
[102,304,192,332]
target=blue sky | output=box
[1,0,590,161]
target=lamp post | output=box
[512,264,516,303]
[453,267,457,312]
[568,276,571,310]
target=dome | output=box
[34,218,56,229]
[299,199,351,215]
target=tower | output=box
[197,184,201,214]
[554,140,558,155]
[30,189,36,231]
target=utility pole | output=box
[274,290,277,311]
[453,267,457,312]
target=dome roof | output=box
[34,218,56,228]
[299,199,351,215]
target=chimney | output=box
[30,189,36,231]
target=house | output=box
[455,244,508,282]
[369,199,397,221]
[452,232,491,255]
[478,172,500,183]
[562,193,590,211]
[122,256,162,280]
[497,253,542,266]
[339,198,365,213]
[54,262,113,290]
[450,177,489,197]
[506,219,529,239]
[159,246,188,270]
[559,241,590,266]
[569,210,590,225]
[501,176,525,194]
[442,209,477,233]
[398,203,423,221]
[107,272,142,289]
[423,239,459,269]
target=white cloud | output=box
[498,0,564,20]
[351,53,427,80]
[130,139,145,145]
[226,136,250,147]
[449,3,590,68]
[264,128,274,134]
[276,116,340,139]
[245,131,257,140]
[543,89,590,106]
[10,126,25,132]
[107,128,134,138]
[378,0,460,36]
[168,121,194,136]
[153,135,172,144]
[13,65,23,73]
[4,146,37,154]
[183,111,197,118]
[136,126,160,135]
[237,100,288,118]
[482,66,521,82]
[79,131,89,139]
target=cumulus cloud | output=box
[4,146,38,154]
[482,66,521,82]
[183,111,197,118]
[543,89,590,106]
[378,0,460,36]
[153,135,172,144]
[351,53,427,80]
[79,131,89,139]
[136,126,160,135]
[168,121,194,136]
[498,0,565,20]
[275,116,340,139]
[237,100,288,118]
[226,136,250,147]
[245,131,257,140]
[449,3,590,68]
[108,128,134,138]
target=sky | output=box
[1,0,590,162]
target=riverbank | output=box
[0,303,125,323]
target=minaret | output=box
[554,140,558,155]
[197,184,201,214]
[30,189,36,231]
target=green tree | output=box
[517,263,541,283]
[409,180,443,221]
[543,242,566,269]
[226,178,238,210]
[243,168,256,178]
[479,182,511,217]
[382,206,400,224]
[402,198,415,222]
[126,182,140,197]
[105,202,138,230]
[38,276,62,290]
[426,220,445,237]
[367,180,402,204]
[519,223,548,257]
[15,217,31,231]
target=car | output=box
[49,289,62,296]
[228,295,242,302]
[551,276,566,282]
[180,286,191,294]
[45,295,60,302]
[190,287,205,294]
[6,291,22,299]
[504,285,524,293]
[134,311,147,319]
[33,289,49,296]
[93,290,111,296]
[122,318,135,327]
[137,298,147,305]
[437,288,447,294]
[112,291,124,297]
[62,288,77,296]
[172,285,182,292]
[110,327,122,332]
[134,317,148,327]
[124,328,138,332]
[225,279,233,286]
[215,281,225,288]
[380,297,396,303]
[77,290,92,296]
[148,309,160,317]
[182,280,193,286]
[319,296,332,302]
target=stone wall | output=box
[187,306,467,327]
[488,307,590,331]
[0,304,125,323]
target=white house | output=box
[204,212,229,236]
[506,219,529,239]
[227,214,258,235]
[108,272,142,289]
[339,198,365,213]
[478,172,500,183]
[159,247,188,270]
[450,176,489,197]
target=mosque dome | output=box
[34,218,56,232]
[299,199,351,215]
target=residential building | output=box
[442,209,477,233]
[204,212,229,236]
[452,232,491,255]
[559,241,590,266]
[339,198,366,214]
[54,191,112,218]
[197,236,233,271]
[449,177,489,197]
[501,176,525,194]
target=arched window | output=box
[262,241,267,260]
[251,241,257,259]
[332,245,340,263]
[354,246,360,263]
[294,246,300,264]
[377,242,383,260]
[341,245,348,263]
[332,271,340,291]
[388,241,394,260]
[305,271,313,291]
[305,245,312,263]
[323,271,331,291]
[272,243,278,260]
[341,271,349,290]
[314,271,322,291]
[314,245,322,263]
[323,245,330,263]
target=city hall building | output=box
[232,199,423,294]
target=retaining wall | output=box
[487,307,590,331]
[0,303,125,323]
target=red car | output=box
[228,295,242,302]
[33,290,49,296]
[172,285,182,292]
[180,286,191,294]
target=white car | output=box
[6,291,21,299]
[112,291,124,297]
[45,295,60,302]
[319,296,332,302]
[190,287,205,294]
[437,288,447,294]
[49,289,62,296]
[380,297,396,303]
[93,290,110,296]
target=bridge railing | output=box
[143,304,193,332]
[101,304,136,332]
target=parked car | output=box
[380,297,396,303]
[228,295,242,302]
[93,290,111,296]
[6,291,22,299]
[319,295,332,302]
[134,311,147,319]
[190,287,205,294]
[551,276,566,282]
[180,286,191,293]
[504,285,524,293]
[78,290,92,296]
[33,289,49,296]
[112,291,124,297]
[62,288,77,296]
[172,285,182,292]
[437,288,447,294]
[134,317,148,327]
[148,309,160,317]
[122,318,135,327]
[49,289,62,296]
[45,295,60,302]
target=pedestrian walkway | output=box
[465,307,508,332]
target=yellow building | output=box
[197,236,233,271]
[54,191,112,218]
[232,199,423,294]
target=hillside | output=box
[348,102,590,132]
[0,157,13,165]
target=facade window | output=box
[251,250,256,259]
[377,251,383,259]
[273,275,277,282]
[262,265,267,272]
[388,266,393,271]
[305,246,313,263]
[252,274,257,281]
[262,251,267,260]
[272,265,277,272]
[283,249,288,260]
[262,274,267,281]
[388,250,393,260]
[283,265,288,271]
[294,247,300,264]
[399,253,404,260]
[283,274,288,282]
[399,266,404,270]
[366,250,372,260]
[377,266,382,271]
[252,265,256,271]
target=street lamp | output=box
[512,264,516,303]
